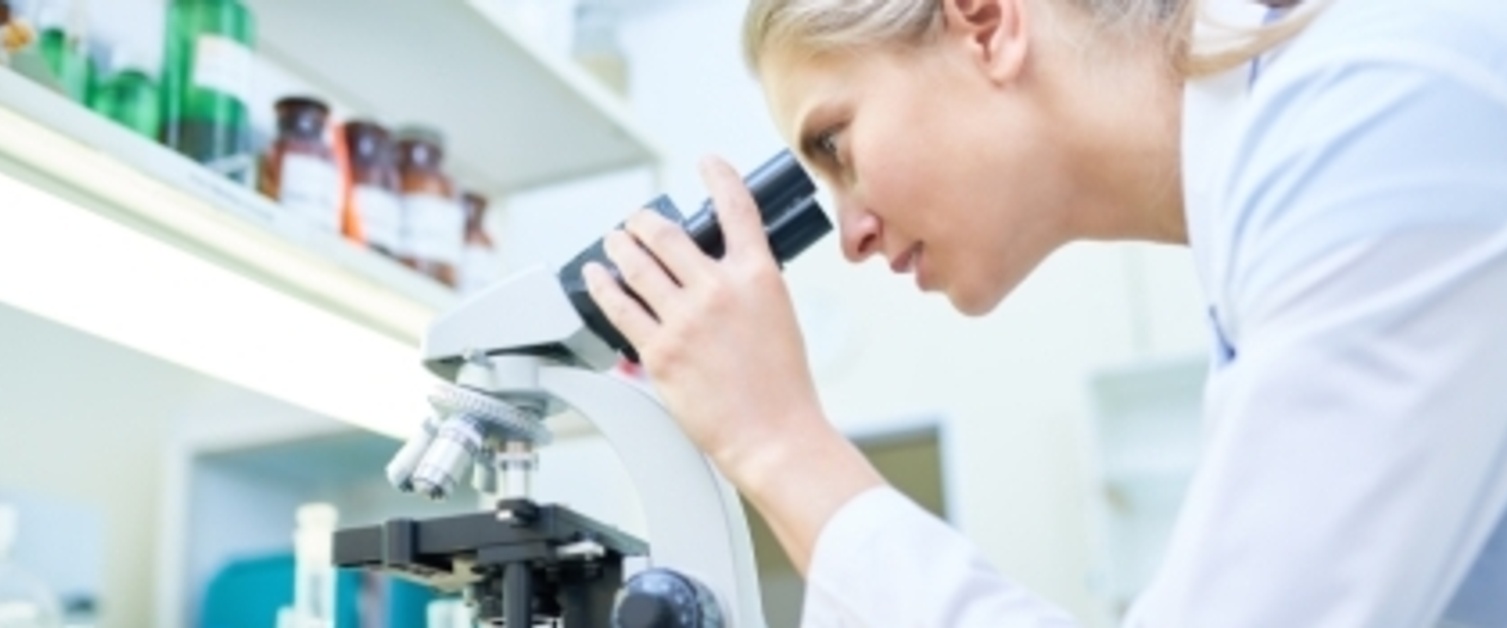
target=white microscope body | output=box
[339,150,829,627]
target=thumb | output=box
[700,156,771,261]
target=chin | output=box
[946,287,1002,317]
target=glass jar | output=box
[86,0,163,138]
[342,120,409,263]
[259,96,342,234]
[34,0,88,101]
[458,191,500,295]
[396,126,463,288]
[163,0,255,184]
[290,504,338,628]
[571,1,627,97]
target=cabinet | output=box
[1082,356,1207,622]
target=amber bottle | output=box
[259,96,342,233]
[343,120,410,263]
[458,191,500,295]
[396,126,463,287]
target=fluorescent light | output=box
[0,158,429,440]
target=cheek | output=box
[849,116,952,236]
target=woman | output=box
[584,0,1507,624]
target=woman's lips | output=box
[891,243,921,274]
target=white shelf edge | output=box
[0,69,457,344]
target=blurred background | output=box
[0,0,1212,626]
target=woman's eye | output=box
[816,130,842,162]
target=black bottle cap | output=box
[342,119,392,165]
[274,95,330,140]
[395,125,447,170]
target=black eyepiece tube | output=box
[557,150,831,361]
[681,150,822,261]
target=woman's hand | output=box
[584,155,885,572]
[582,156,821,476]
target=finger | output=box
[624,209,712,285]
[603,229,682,315]
[583,262,659,346]
[700,155,772,261]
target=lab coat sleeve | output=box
[800,486,1079,627]
[1128,50,1507,626]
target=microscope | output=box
[332,151,830,627]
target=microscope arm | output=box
[539,365,767,628]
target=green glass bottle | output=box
[90,68,160,138]
[162,0,255,184]
[86,2,163,140]
[35,0,90,101]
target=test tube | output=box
[292,503,338,628]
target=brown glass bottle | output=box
[342,120,410,264]
[396,126,463,287]
[259,96,342,233]
[458,191,501,295]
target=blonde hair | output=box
[742,0,1321,79]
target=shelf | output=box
[248,0,665,196]
[0,68,446,438]
[0,69,456,344]
[0,0,669,436]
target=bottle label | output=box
[279,154,342,234]
[406,195,465,266]
[354,185,404,252]
[459,244,501,295]
[192,35,252,104]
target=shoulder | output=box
[1212,0,1507,307]
[1277,0,1507,75]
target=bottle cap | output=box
[343,119,392,164]
[275,96,331,139]
[394,125,447,170]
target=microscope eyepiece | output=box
[679,150,825,262]
[558,150,831,361]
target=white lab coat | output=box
[799,0,1507,625]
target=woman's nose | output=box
[840,207,882,264]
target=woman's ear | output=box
[940,0,1029,84]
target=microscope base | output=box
[333,499,649,626]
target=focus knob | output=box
[613,568,723,628]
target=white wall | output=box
[0,302,217,628]
[499,2,1212,623]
